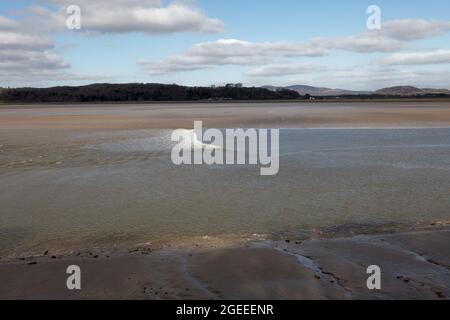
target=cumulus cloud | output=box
[0,50,68,71]
[139,18,450,76]
[139,34,404,75]
[35,0,224,34]
[0,15,53,50]
[139,39,328,75]
[0,15,70,84]
[0,31,53,50]
[0,15,105,86]
[380,50,450,65]
[1,1,222,86]
[186,39,327,57]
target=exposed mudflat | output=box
[0,226,449,300]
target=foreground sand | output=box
[1,225,449,300]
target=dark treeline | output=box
[0,83,303,103]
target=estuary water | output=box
[1,123,450,256]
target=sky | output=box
[1,0,450,90]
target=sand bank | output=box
[1,102,450,130]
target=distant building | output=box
[225,83,244,88]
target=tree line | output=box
[0,83,303,103]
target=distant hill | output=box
[375,86,450,96]
[286,85,371,96]
[263,85,370,96]
[264,84,450,97]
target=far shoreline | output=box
[2,97,450,108]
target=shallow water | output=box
[1,127,450,257]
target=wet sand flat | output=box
[0,226,449,300]
[1,102,450,129]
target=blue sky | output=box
[1,0,450,89]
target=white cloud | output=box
[0,50,68,71]
[1,0,224,86]
[0,15,100,86]
[317,33,404,53]
[36,0,224,34]
[380,50,450,65]
[187,39,328,57]
[139,18,450,76]
[0,31,53,50]
[0,16,68,79]
[380,19,450,41]
[139,34,404,75]
[247,63,321,77]
[139,39,328,75]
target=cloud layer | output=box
[0,0,224,85]
[379,19,450,41]
[1,2,450,88]
[140,19,450,76]
[37,0,224,34]
[0,15,70,83]
[380,50,450,65]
